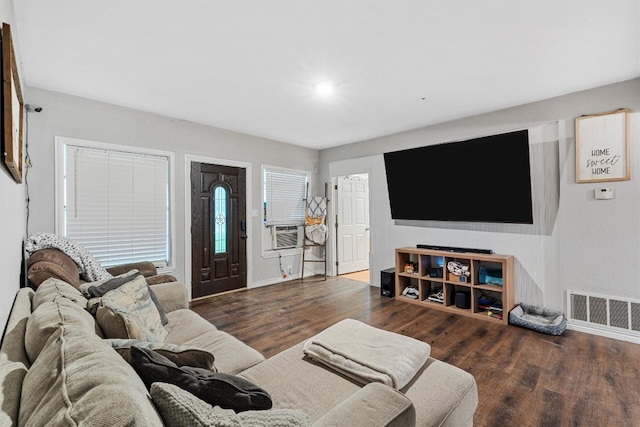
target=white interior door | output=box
[337,175,370,274]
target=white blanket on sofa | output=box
[302,318,430,390]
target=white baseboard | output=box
[249,273,302,289]
[566,322,640,344]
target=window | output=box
[213,185,227,254]
[262,165,309,254]
[263,166,309,226]
[56,137,173,268]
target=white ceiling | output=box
[13,0,640,150]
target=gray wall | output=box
[319,78,640,312]
[23,87,319,299]
[1,56,637,333]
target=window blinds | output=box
[64,145,170,267]
[263,167,308,226]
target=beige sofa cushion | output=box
[148,282,190,313]
[164,309,220,341]
[0,360,28,426]
[0,288,33,426]
[18,324,163,427]
[0,288,33,367]
[164,309,265,375]
[24,297,97,363]
[239,343,363,422]
[178,330,266,375]
[401,359,478,427]
[239,341,476,427]
[314,383,415,427]
[31,277,88,311]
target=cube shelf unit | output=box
[395,247,514,325]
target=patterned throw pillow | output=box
[94,275,168,342]
[129,347,272,412]
[82,270,169,325]
[150,382,311,427]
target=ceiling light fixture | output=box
[313,81,334,97]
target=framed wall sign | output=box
[575,109,630,183]
[2,22,24,183]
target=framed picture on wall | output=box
[2,22,24,184]
[575,108,630,183]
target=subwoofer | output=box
[380,268,395,298]
[455,291,471,309]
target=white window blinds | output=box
[63,144,170,268]
[263,167,308,226]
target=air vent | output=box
[567,290,640,338]
[272,225,300,250]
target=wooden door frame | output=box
[184,154,252,301]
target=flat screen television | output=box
[383,129,533,224]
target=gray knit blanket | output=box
[25,232,112,282]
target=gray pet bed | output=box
[509,303,567,335]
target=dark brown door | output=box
[191,162,247,298]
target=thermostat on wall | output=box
[594,188,614,200]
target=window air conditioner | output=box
[272,225,301,250]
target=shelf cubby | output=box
[395,247,514,325]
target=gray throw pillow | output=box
[129,346,272,412]
[150,382,311,427]
[106,338,216,371]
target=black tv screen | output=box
[383,130,533,224]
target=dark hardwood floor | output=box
[190,276,640,427]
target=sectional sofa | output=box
[0,251,478,426]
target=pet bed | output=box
[509,303,567,335]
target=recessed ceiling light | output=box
[313,81,334,97]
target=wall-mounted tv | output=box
[383,129,533,224]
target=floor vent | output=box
[567,290,640,338]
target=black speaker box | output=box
[455,291,471,309]
[380,268,395,298]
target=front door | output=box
[190,162,247,298]
[336,174,370,274]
